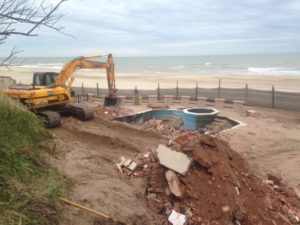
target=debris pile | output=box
[132,118,184,139]
[117,133,300,225]
[92,105,119,120]
[115,152,152,180]
[199,117,236,135]
[131,117,235,138]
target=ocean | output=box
[7,54,300,76]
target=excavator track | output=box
[66,103,94,121]
[38,110,61,128]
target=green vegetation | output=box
[0,93,65,225]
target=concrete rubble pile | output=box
[132,117,235,139]
[133,118,184,139]
[92,105,119,120]
[116,133,300,225]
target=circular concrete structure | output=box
[182,107,219,130]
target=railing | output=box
[72,80,300,111]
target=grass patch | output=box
[0,93,65,225]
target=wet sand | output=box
[1,67,300,91]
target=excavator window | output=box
[33,72,58,86]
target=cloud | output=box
[1,0,300,56]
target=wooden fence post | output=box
[81,82,84,95]
[195,81,198,100]
[218,78,221,98]
[96,82,99,97]
[157,82,160,100]
[272,85,275,108]
[245,83,248,103]
[176,80,179,100]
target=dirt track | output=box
[52,118,165,225]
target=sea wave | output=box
[16,63,64,69]
[248,67,300,75]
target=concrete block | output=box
[233,100,245,113]
[0,76,16,89]
[164,95,174,105]
[214,98,225,109]
[148,95,157,105]
[197,97,207,107]
[165,170,183,198]
[87,93,95,102]
[128,161,137,171]
[181,96,190,107]
[156,144,192,175]
[123,159,132,167]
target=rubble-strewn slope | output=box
[122,133,300,225]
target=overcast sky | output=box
[2,0,300,57]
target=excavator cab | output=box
[33,72,58,86]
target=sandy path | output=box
[219,108,300,189]
[51,118,165,225]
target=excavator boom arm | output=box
[55,58,106,86]
[54,54,116,97]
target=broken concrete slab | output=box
[165,170,183,198]
[116,156,126,173]
[123,159,132,167]
[156,144,192,175]
[128,161,138,171]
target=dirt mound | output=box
[120,133,300,224]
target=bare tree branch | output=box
[0,46,23,66]
[0,0,68,67]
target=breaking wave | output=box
[248,67,300,75]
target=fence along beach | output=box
[1,54,300,110]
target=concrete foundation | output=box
[164,95,174,105]
[197,97,207,107]
[233,100,245,113]
[181,96,190,107]
[214,98,225,109]
[0,76,16,89]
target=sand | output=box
[49,103,300,225]
[1,67,300,92]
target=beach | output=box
[2,66,300,92]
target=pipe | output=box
[60,197,127,225]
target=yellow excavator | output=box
[3,54,119,127]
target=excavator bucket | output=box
[103,96,122,107]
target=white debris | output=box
[116,156,126,173]
[123,159,132,167]
[168,210,187,225]
[128,161,137,171]
[235,186,240,195]
[222,205,230,213]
